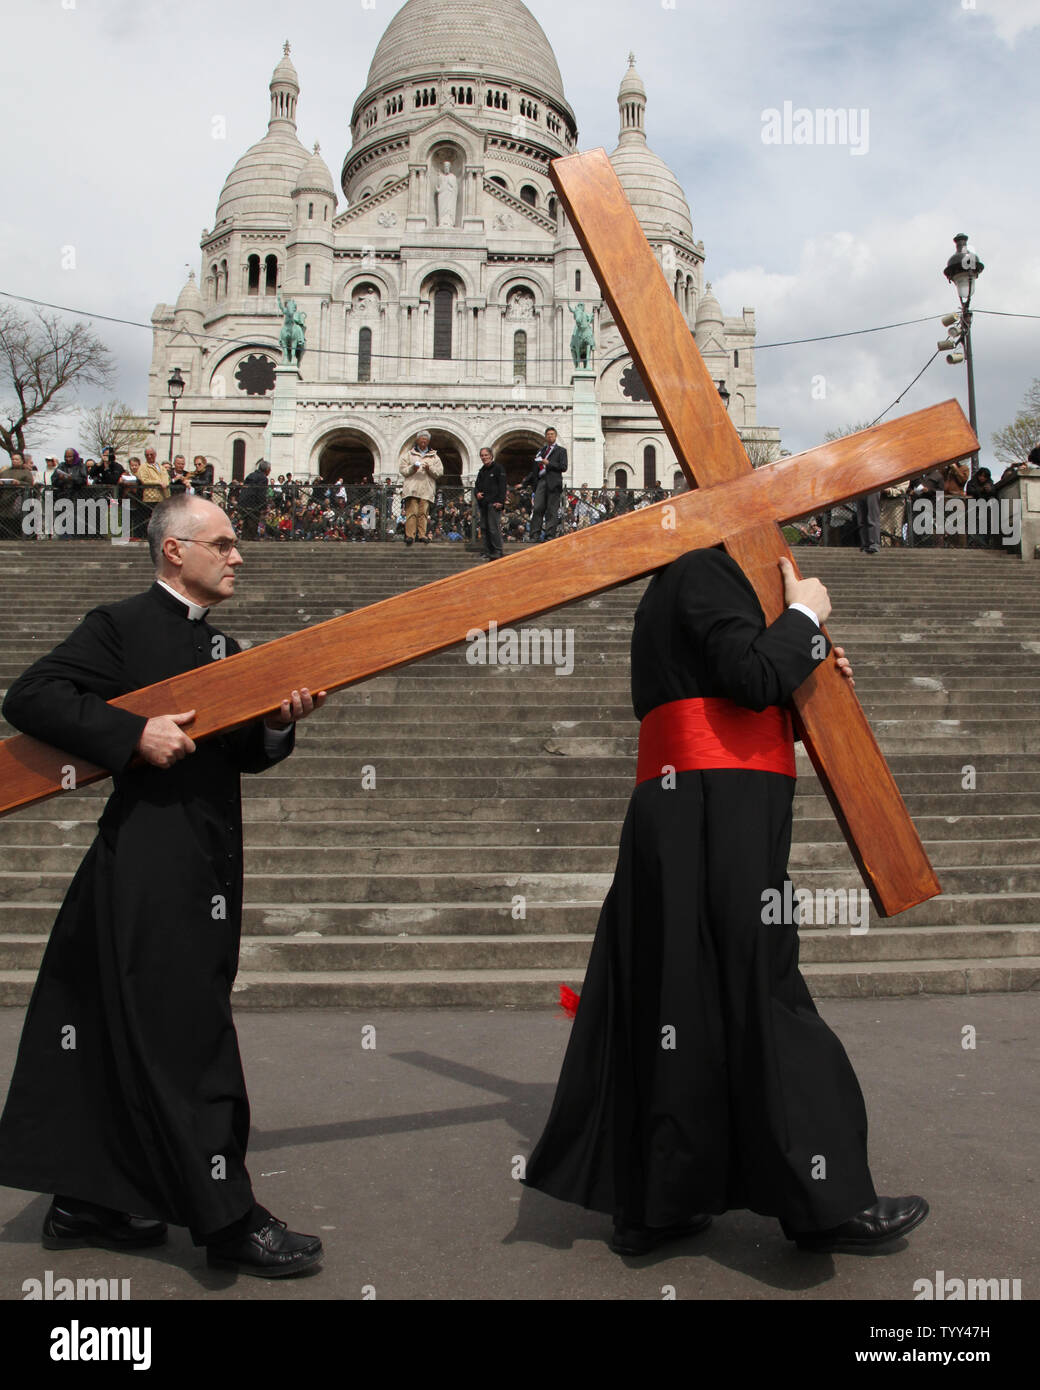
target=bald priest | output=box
[0,496,328,1278]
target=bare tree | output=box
[823,420,875,442]
[741,436,782,467]
[78,400,149,459]
[992,411,1040,466]
[0,304,115,460]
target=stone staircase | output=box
[1,540,1038,1005]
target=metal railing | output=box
[0,481,677,544]
[2,479,1014,550]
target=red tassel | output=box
[558,984,580,1019]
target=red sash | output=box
[636,697,796,785]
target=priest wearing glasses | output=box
[0,495,328,1278]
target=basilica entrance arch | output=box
[315,428,378,484]
[490,429,543,485]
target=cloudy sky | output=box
[0,0,1036,470]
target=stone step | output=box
[1,838,1032,873]
[7,789,1038,822]
[3,923,1039,973]
[3,955,1037,1007]
[2,863,1036,906]
[4,813,1037,848]
[5,889,1039,935]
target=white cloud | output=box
[968,0,1040,45]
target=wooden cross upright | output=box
[0,151,977,916]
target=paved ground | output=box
[0,996,1036,1302]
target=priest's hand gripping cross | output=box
[0,151,977,916]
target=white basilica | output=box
[147,0,777,489]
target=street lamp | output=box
[167,367,185,472]
[716,380,731,411]
[939,233,984,474]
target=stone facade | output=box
[147,5,778,489]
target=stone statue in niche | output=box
[435,161,458,227]
[506,289,535,321]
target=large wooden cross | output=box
[0,151,977,916]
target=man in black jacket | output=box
[238,458,271,540]
[0,495,328,1277]
[523,427,568,542]
[474,446,506,560]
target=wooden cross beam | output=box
[0,152,976,918]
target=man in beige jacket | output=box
[399,430,443,545]
[137,446,171,507]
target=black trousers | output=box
[478,501,503,557]
[530,482,561,540]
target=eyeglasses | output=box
[174,536,240,557]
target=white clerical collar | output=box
[156,579,209,622]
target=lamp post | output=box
[167,367,185,472]
[716,380,731,411]
[939,234,984,475]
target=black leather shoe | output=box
[404,537,414,546]
[43,1198,168,1251]
[789,1196,929,1253]
[610,1214,712,1256]
[206,1215,323,1278]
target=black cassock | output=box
[0,582,293,1241]
[523,549,878,1232]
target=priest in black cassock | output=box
[0,495,327,1277]
[523,547,928,1256]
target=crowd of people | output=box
[1,432,1036,548]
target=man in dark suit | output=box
[0,495,328,1277]
[523,427,568,542]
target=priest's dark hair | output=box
[147,495,206,567]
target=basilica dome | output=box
[609,57,693,242]
[364,0,570,111]
[214,45,309,227]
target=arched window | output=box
[264,255,278,295]
[513,330,527,382]
[221,260,228,296]
[308,202,314,220]
[733,349,740,367]
[358,327,372,383]
[210,262,219,300]
[548,196,557,220]
[247,255,261,295]
[520,185,537,207]
[643,444,658,489]
[232,439,246,481]
[574,269,581,292]
[304,264,311,286]
[432,284,454,360]
[615,468,628,490]
[490,175,507,189]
